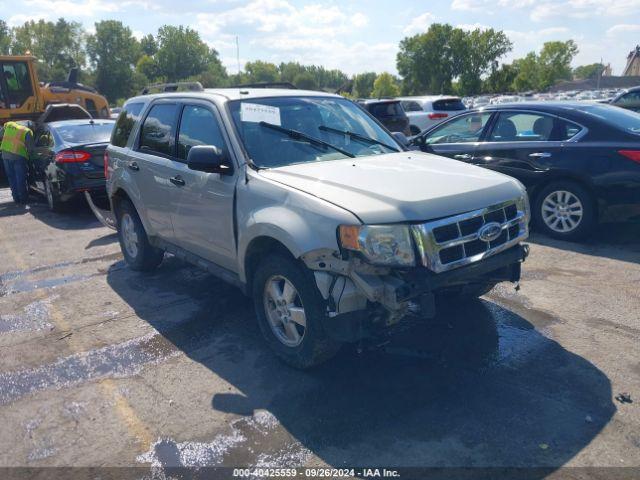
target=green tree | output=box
[12,18,86,82]
[244,60,280,83]
[140,34,157,56]
[573,62,603,80]
[0,20,11,55]
[352,72,377,98]
[371,72,400,98]
[86,20,140,102]
[484,62,519,93]
[537,40,578,89]
[293,72,317,90]
[136,54,159,82]
[458,28,512,95]
[155,25,214,82]
[512,52,540,92]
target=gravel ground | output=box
[0,189,638,479]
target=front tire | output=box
[116,200,164,271]
[533,181,596,241]
[252,254,341,369]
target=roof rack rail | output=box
[141,81,204,95]
[229,82,297,90]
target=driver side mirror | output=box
[391,131,409,148]
[187,145,233,175]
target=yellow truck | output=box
[0,55,110,125]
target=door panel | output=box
[170,104,237,271]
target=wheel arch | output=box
[243,236,297,290]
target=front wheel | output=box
[116,200,164,271]
[252,255,341,369]
[533,181,596,241]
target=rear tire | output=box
[116,199,164,271]
[45,178,64,213]
[533,180,596,241]
[252,254,341,369]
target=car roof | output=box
[358,98,400,104]
[126,88,341,104]
[398,95,461,102]
[475,101,603,112]
[48,119,115,128]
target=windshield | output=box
[577,104,640,135]
[229,96,400,168]
[53,122,115,144]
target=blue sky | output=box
[3,0,640,75]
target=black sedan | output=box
[611,86,640,113]
[29,119,115,211]
[410,102,640,240]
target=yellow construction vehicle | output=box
[0,55,110,125]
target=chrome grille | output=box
[411,200,529,273]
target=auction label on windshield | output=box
[241,102,281,126]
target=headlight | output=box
[339,224,415,266]
[516,193,531,223]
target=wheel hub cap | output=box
[121,213,139,258]
[541,190,583,233]
[263,275,306,347]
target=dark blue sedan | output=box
[411,102,640,241]
[29,119,115,211]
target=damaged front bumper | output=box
[305,244,529,342]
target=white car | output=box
[398,96,467,135]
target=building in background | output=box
[623,45,640,76]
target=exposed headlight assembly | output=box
[339,224,415,266]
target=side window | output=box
[177,105,227,161]
[2,62,33,107]
[553,119,582,141]
[488,112,554,142]
[424,112,492,145]
[616,92,640,108]
[139,104,179,156]
[111,102,145,147]
[85,99,98,118]
[401,101,423,112]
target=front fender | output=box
[237,206,344,283]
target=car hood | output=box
[258,152,524,224]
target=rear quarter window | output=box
[433,99,466,111]
[111,102,145,147]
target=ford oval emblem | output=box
[478,222,502,242]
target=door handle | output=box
[454,154,471,160]
[169,175,185,187]
[529,152,552,158]
[128,161,139,171]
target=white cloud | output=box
[23,0,120,17]
[607,24,640,36]
[402,12,435,35]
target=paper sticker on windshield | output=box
[240,103,281,126]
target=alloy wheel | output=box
[263,275,307,347]
[541,190,584,233]
[121,213,139,258]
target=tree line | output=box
[0,18,598,104]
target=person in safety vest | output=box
[0,121,34,204]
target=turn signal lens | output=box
[55,150,91,163]
[103,150,110,179]
[339,225,361,251]
[619,150,640,164]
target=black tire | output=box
[116,199,164,271]
[252,254,341,369]
[44,178,64,212]
[410,125,421,136]
[533,180,596,241]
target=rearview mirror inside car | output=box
[187,145,233,175]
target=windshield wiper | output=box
[319,125,400,152]
[259,122,355,158]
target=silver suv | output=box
[99,87,529,368]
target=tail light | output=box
[619,150,640,164]
[55,150,91,163]
[103,150,110,179]
[428,113,448,120]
